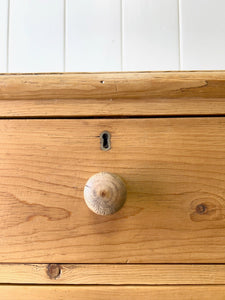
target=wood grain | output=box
[0,118,225,263]
[1,264,225,284]
[0,72,225,116]
[1,285,225,300]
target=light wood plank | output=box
[1,285,225,300]
[1,264,225,284]
[0,0,8,72]
[0,118,225,263]
[66,0,121,72]
[123,0,179,71]
[0,72,225,116]
[180,0,225,70]
[8,0,64,72]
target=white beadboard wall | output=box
[0,0,225,73]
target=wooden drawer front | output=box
[0,118,225,263]
[1,285,225,300]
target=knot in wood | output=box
[196,203,207,215]
[47,264,61,280]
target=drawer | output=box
[1,285,225,300]
[0,117,225,263]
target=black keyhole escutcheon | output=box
[100,131,111,151]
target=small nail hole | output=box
[100,80,104,84]
[100,131,111,151]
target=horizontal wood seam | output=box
[0,114,225,120]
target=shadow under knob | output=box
[84,172,127,215]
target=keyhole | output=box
[100,131,111,151]
[102,134,108,148]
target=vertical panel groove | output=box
[177,0,181,70]
[120,0,123,71]
[0,0,9,72]
[178,0,183,70]
[6,0,10,73]
[63,0,66,72]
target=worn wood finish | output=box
[1,264,225,285]
[0,72,225,116]
[0,118,225,263]
[1,285,225,300]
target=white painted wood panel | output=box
[180,0,225,70]
[123,0,179,71]
[8,0,64,73]
[0,0,8,72]
[66,0,121,72]
[1,0,224,73]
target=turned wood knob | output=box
[84,172,127,215]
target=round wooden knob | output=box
[84,172,127,215]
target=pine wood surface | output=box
[0,264,225,284]
[0,71,225,117]
[1,285,225,300]
[0,118,225,263]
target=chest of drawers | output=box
[1,71,225,299]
